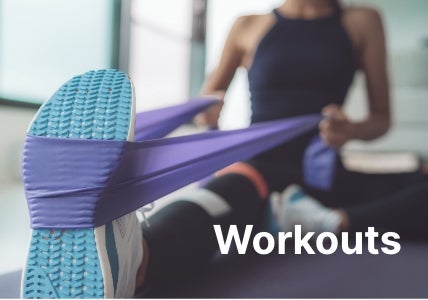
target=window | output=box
[128,0,193,112]
[0,0,120,106]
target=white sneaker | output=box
[271,184,341,235]
[21,70,143,298]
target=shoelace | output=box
[137,203,155,227]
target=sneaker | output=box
[271,184,341,235]
[21,70,143,298]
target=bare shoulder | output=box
[232,13,273,33]
[229,13,276,68]
[342,6,384,32]
[341,5,385,54]
[230,13,275,46]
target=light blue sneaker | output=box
[21,70,143,298]
[271,184,341,235]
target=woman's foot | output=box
[21,70,144,298]
[271,184,343,235]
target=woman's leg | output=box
[274,168,428,240]
[343,172,428,239]
[139,162,274,285]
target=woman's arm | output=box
[320,8,391,148]
[196,17,247,128]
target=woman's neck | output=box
[278,0,337,19]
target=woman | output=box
[135,0,428,291]
[20,0,428,297]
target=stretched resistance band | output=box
[24,112,324,229]
[134,97,219,140]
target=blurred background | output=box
[0,0,427,277]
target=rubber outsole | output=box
[22,70,133,298]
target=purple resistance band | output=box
[304,135,337,191]
[134,97,219,140]
[24,113,325,229]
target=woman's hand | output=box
[194,92,225,129]
[319,104,355,148]
[195,101,224,128]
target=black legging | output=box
[142,157,428,285]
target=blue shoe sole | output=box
[21,70,133,298]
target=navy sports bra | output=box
[248,7,356,167]
[248,8,355,123]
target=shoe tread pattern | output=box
[22,69,132,298]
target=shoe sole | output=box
[21,70,135,298]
